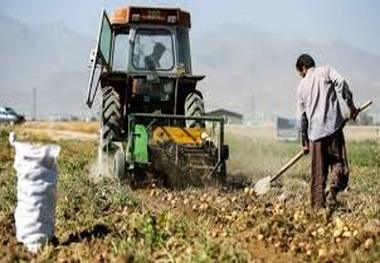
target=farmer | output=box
[295,53,358,210]
[144,42,166,70]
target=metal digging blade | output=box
[254,100,373,196]
[253,176,272,196]
[254,150,304,195]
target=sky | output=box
[1,0,380,55]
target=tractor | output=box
[86,6,229,187]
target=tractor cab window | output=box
[132,29,174,71]
[113,33,130,71]
[177,27,192,73]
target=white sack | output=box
[12,141,60,253]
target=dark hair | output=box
[296,53,315,71]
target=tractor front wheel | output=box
[113,149,126,182]
[185,90,205,128]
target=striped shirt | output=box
[297,65,354,141]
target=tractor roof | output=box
[111,6,191,28]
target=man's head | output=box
[296,53,315,78]
[153,42,166,58]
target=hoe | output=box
[86,6,229,187]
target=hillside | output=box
[192,24,380,118]
[0,16,378,119]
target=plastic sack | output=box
[11,135,60,253]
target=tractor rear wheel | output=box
[185,90,205,128]
[100,86,122,152]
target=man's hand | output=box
[350,105,359,121]
[303,144,310,155]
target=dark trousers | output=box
[310,129,349,209]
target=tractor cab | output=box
[87,7,206,132]
[87,7,202,109]
[111,6,193,75]
[86,6,228,186]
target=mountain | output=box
[192,24,380,118]
[0,14,93,118]
[0,16,378,119]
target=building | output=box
[206,109,243,124]
[276,116,299,141]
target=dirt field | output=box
[0,122,379,262]
[12,121,98,141]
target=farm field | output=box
[0,122,379,262]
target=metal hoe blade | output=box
[253,176,272,195]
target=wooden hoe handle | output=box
[358,101,372,113]
[270,150,304,182]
